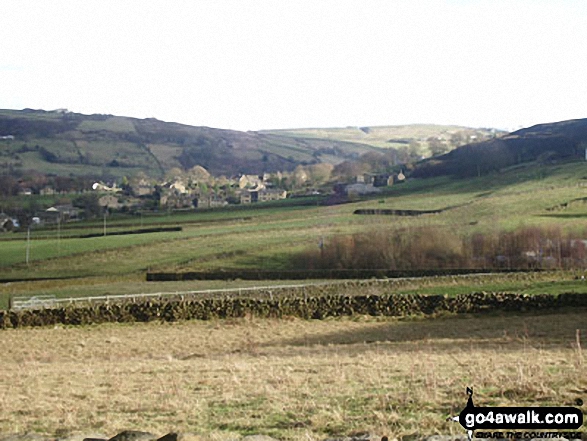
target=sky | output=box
[2,0,587,132]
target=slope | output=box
[412,118,587,178]
[0,109,383,179]
[261,124,503,152]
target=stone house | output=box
[240,188,287,204]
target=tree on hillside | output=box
[188,165,211,182]
[449,132,465,148]
[332,161,371,182]
[306,163,334,185]
[0,175,20,196]
[428,137,449,157]
[291,165,310,188]
[408,140,424,160]
[165,167,184,182]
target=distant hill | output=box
[261,124,504,153]
[0,109,384,180]
[411,118,587,178]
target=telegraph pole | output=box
[57,215,61,254]
[26,225,30,265]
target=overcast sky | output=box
[2,0,587,132]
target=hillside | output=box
[412,118,587,178]
[262,124,504,153]
[0,109,383,179]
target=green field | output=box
[3,159,587,309]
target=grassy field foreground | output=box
[0,311,585,440]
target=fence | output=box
[11,295,57,310]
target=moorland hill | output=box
[0,108,498,181]
[412,118,587,178]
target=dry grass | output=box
[1,310,586,440]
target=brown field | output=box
[1,310,586,440]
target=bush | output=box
[291,225,587,271]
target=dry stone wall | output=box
[1,292,586,329]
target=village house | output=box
[160,193,194,209]
[240,191,255,204]
[195,196,229,209]
[240,188,287,204]
[132,179,154,197]
[257,188,287,202]
[42,205,79,223]
[39,186,57,196]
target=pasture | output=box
[0,310,585,440]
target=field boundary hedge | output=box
[146,268,540,281]
[354,208,444,216]
[0,226,183,242]
[77,226,182,238]
[1,291,585,328]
